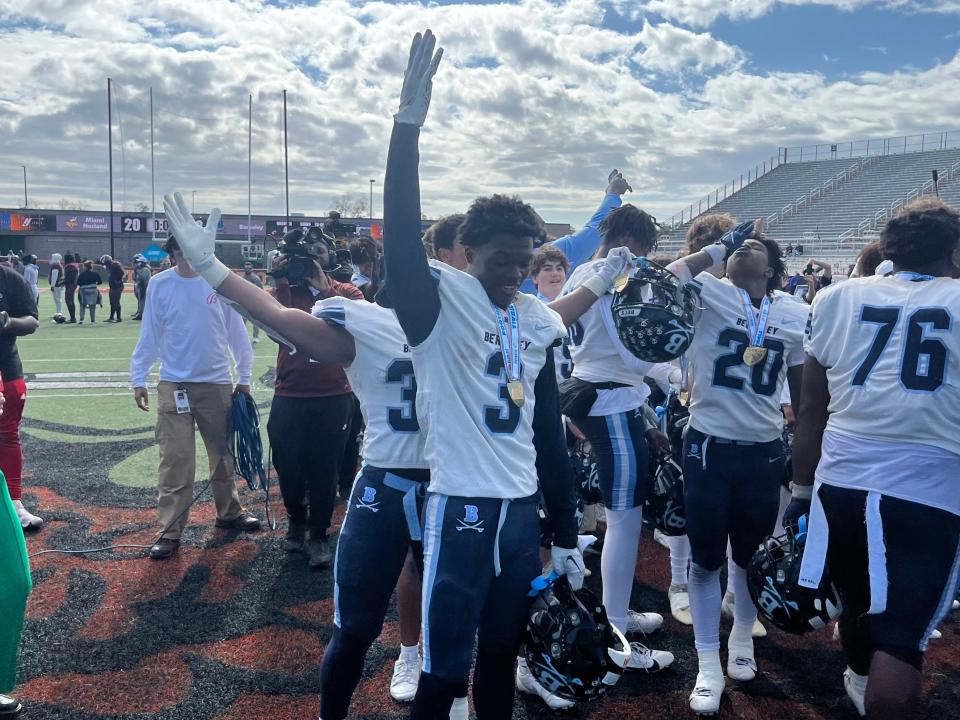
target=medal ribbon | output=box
[737,288,771,348]
[893,271,935,282]
[493,302,521,384]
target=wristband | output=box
[582,272,613,298]
[193,256,231,289]
[705,243,727,266]
[790,483,813,500]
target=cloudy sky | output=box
[1,0,959,225]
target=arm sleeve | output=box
[225,305,254,384]
[382,122,440,346]
[533,350,578,549]
[130,286,161,387]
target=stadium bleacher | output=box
[659,136,960,275]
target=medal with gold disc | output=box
[494,302,524,408]
[612,271,632,293]
[737,288,772,368]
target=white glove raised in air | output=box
[583,246,633,298]
[163,191,230,289]
[551,545,586,591]
[394,30,444,126]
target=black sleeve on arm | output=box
[533,349,578,549]
[382,122,440,346]
[6,270,37,319]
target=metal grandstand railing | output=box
[666,155,781,228]
[779,131,960,164]
[837,159,960,245]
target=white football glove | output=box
[162,191,230,288]
[551,545,586,591]
[394,30,444,126]
[582,246,634,297]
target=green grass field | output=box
[19,280,277,488]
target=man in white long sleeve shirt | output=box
[130,236,261,560]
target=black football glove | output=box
[716,220,756,259]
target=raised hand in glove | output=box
[163,192,230,288]
[551,545,586,591]
[395,30,444,126]
[717,220,756,259]
[583,246,633,297]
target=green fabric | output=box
[0,474,31,693]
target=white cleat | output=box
[843,667,867,717]
[953,599,959,612]
[726,640,757,682]
[389,651,420,702]
[669,583,693,625]
[653,528,671,548]
[626,610,664,635]
[13,500,43,530]
[720,592,765,637]
[625,642,674,672]
[449,696,469,720]
[930,628,942,639]
[689,670,725,715]
[516,657,575,710]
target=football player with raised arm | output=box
[789,198,960,720]
[381,30,636,720]
[665,221,807,715]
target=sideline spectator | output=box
[48,253,64,317]
[101,255,125,322]
[529,245,569,302]
[131,255,151,321]
[7,255,23,276]
[21,256,38,304]
[267,241,363,568]
[77,261,102,324]
[63,254,79,323]
[850,240,883,278]
[130,235,260,561]
[0,261,40,529]
[240,262,263,343]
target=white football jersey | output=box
[686,273,807,442]
[805,274,960,456]
[313,296,427,470]
[537,291,574,384]
[411,261,567,499]
[561,260,654,413]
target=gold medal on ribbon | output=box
[743,345,767,366]
[507,380,525,408]
[612,272,631,293]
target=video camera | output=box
[268,226,339,286]
[324,211,358,240]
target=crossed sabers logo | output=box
[356,485,380,512]
[456,504,485,533]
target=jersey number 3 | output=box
[853,306,950,391]
[484,351,521,434]
[386,359,420,432]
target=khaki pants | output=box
[155,381,243,540]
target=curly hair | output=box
[881,198,960,268]
[755,235,787,293]
[349,235,380,266]
[683,213,735,255]
[854,240,883,277]
[530,245,570,277]
[599,204,659,254]
[423,213,466,256]
[457,196,546,248]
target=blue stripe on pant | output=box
[682,427,783,571]
[333,465,427,641]
[420,492,541,681]
[576,409,648,511]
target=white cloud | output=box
[0,0,958,226]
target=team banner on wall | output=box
[56,215,111,232]
[2,213,58,231]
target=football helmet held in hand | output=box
[646,456,686,536]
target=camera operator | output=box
[788,259,832,304]
[266,229,363,568]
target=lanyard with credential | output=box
[737,288,772,366]
[493,302,524,407]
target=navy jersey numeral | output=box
[484,351,522,434]
[568,321,585,347]
[559,338,573,380]
[853,305,950,391]
[712,328,785,397]
[386,358,420,432]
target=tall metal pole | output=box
[20,165,26,208]
[107,77,115,258]
[283,89,290,224]
[248,94,253,245]
[369,179,374,223]
[150,86,156,243]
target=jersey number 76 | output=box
[853,306,950,391]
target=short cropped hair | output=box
[530,245,570,277]
[881,198,960,268]
[423,214,466,256]
[349,235,380,266]
[683,213,735,255]
[599,204,658,254]
[457,196,546,248]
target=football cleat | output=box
[13,500,43,530]
[516,657,576,710]
[389,651,420,702]
[953,599,959,612]
[843,667,867,717]
[669,584,692,625]
[653,528,671,548]
[625,642,674,672]
[689,670,725,715]
[626,610,663,636]
[720,591,766,637]
[930,628,942,640]
[726,639,757,682]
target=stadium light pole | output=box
[150,86,155,243]
[107,77,115,259]
[19,165,27,208]
[192,190,196,214]
[283,89,290,225]
[369,179,374,223]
